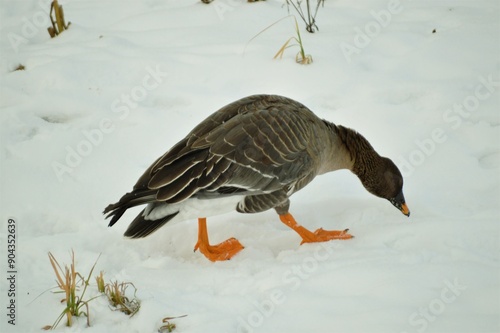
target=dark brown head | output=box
[328,124,409,217]
[356,155,410,217]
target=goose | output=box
[104,94,409,261]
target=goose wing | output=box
[104,95,319,225]
[146,95,317,194]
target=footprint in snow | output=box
[478,151,500,169]
[39,114,72,124]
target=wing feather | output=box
[105,94,326,230]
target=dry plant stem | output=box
[13,64,25,71]
[273,16,312,64]
[48,251,76,326]
[105,281,141,316]
[48,0,70,37]
[285,0,324,33]
[53,0,64,34]
[245,15,312,64]
[96,271,105,293]
[292,17,310,63]
[46,251,101,329]
[245,15,295,52]
[159,315,187,333]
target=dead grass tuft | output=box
[44,251,100,329]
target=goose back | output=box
[104,95,363,231]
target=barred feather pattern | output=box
[103,94,376,238]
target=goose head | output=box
[355,155,410,217]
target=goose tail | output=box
[123,209,179,238]
[103,189,156,227]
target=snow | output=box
[145,195,245,221]
[1,0,499,332]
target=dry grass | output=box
[95,270,105,293]
[285,0,325,33]
[12,64,25,71]
[104,280,141,316]
[246,15,312,65]
[48,0,70,38]
[44,252,183,331]
[44,251,100,330]
[273,16,313,64]
[159,315,187,333]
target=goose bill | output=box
[400,202,410,217]
[389,193,410,217]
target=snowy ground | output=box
[1,0,499,332]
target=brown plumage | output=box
[104,94,409,261]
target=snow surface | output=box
[1,0,499,332]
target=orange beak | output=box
[401,202,410,217]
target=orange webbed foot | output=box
[194,237,244,262]
[300,227,353,245]
[279,213,354,245]
[195,218,244,262]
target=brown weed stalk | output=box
[104,281,141,316]
[44,251,100,330]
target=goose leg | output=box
[279,213,353,245]
[194,217,244,261]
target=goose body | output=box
[104,94,409,261]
